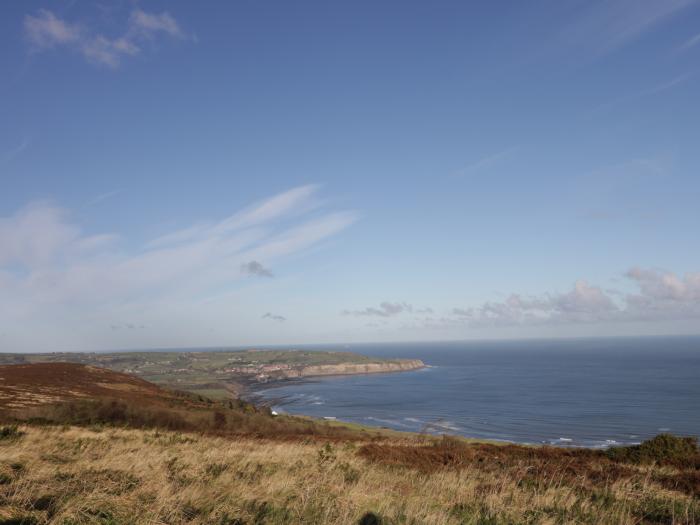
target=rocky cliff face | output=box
[276,359,425,379]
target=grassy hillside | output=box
[0,363,389,442]
[1,425,698,525]
[0,363,698,524]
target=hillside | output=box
[0,363,399,441]
[0,363,698,524]
[0,350,425,399]
[0,363,191,411]
[1,425,698,524]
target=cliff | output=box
[275,359,425,379]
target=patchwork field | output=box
[0,350,424,399]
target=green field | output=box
[0,349,406,398]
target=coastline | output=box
[238,359,426,403]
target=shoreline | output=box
[243,376,656,450]
[235,359,427,400]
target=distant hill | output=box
[0,363,392,441]
[0,350,424,400]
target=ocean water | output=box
[250,337,700,447]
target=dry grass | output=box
[1,425,698,525]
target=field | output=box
[0,350,421,400]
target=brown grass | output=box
[0,363,698,524]
[0,363,387,442]
[0,425,697,524]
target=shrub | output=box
[0,425,24,442]
[317,443,336,467]
[606,434,698,465]
[337,461,360,484]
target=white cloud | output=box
[0,201,84,267]
[81,33,147,68]
[624,268,700,320]
[148,185,320,248]
[626,267,700,301]
[448,269,700,328]
[0,186,356,349]
[23,8,188,68]
[24,10,80,49]
[129,10,183,38]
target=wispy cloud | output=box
[593,74,690,114]
[1,138,30,164]
[24,8,189,68]
[639,74,691,97]
[86,189,122,207]
[677,32,700,52]
[129,10,183,39]
[452,147,518,178]
[24,10,80,48]
[148,185,320,248]
[562,0,695,55]
[0,186,356,337]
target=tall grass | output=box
[3,398,380,441]
[0,425,697,524]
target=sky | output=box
[1,1,700,352]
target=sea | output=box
[249,336,700,448]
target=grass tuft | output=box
[0,426,24,443]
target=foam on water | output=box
[253,337,700,446]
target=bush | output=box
[337,462,360,484]
[317,443,336,467]
[0,425,24,442]
[606,434,698,465]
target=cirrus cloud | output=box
[0,186,357,345]
[24,7,189,68]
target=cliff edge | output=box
[276,359,425,379]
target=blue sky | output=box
[1,1,700,352]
